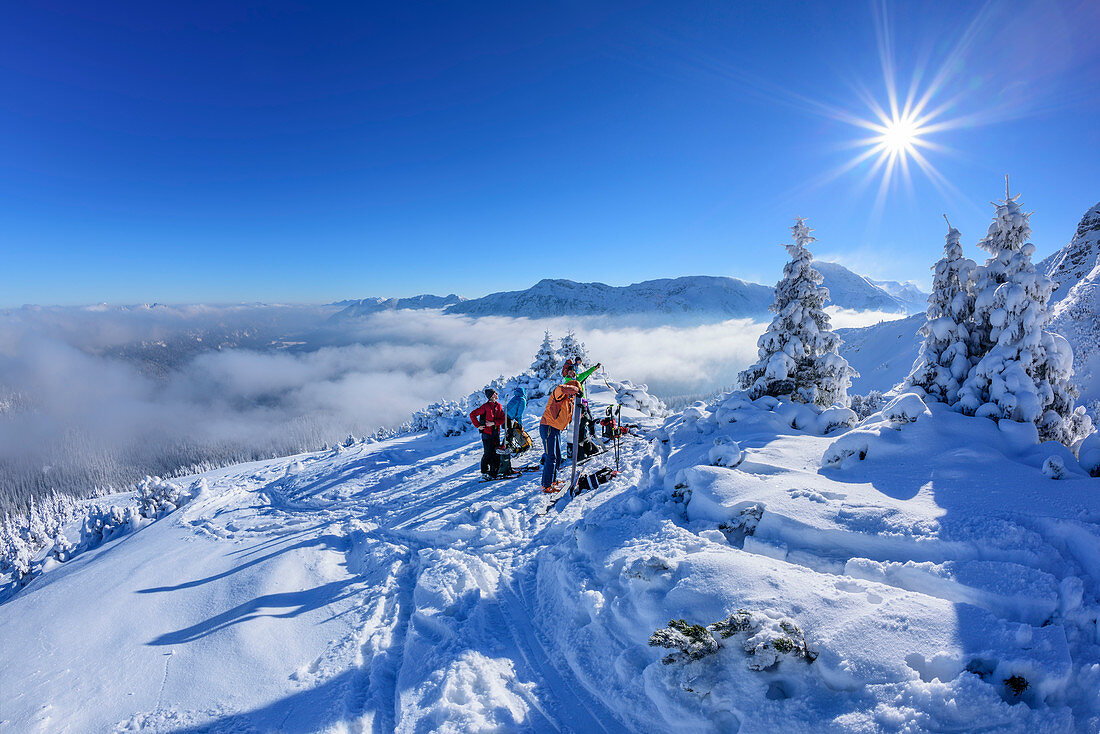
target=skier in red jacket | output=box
[469,388,506,479]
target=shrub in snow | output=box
[905,219,976,405]
[80,505,140,547]
[1078,433,1100,477]
[822,432,870,467]
[850,391,886,419]
[0,520,33,582]
[649,619,720,665]
[708,436,742,468]
[718,503,763,543]
[607,377,669,418]
[557,330,588,367]
[530,330,560,381]
[881,392,931,425]
[738,217,857,408]
[957,185,1092,445]
[651,610,816,670]
[710,611,817,670]
[816,406,857,434]
[138,476,190,520]
[1041,455,1066,479]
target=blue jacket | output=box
[505,387,527,421]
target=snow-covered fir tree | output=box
[956,183,1092,444]
[738,218,857,407]
[904,218,976,404]
[530,330,560,380]
[558,330,588,367]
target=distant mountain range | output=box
[333,262,927,324]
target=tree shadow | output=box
[137,529,343,594]
[148,578,360,646]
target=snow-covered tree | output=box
[558,330,588,367]
[738,218,857,407]
[530,330,560,380]
[957,183,1092,444]
[904,218,976,404]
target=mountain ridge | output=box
[332,263,926,323]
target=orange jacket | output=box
[541,382,581,431]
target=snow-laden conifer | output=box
[738,218,857,407]
[904,218,976,404]
[530,330,560,380]
[558,330,588,367]
[957,183,1092,444]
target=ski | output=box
[477,472,522,483]
[567,394,583,494]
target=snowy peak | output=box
[866,277,930,314]
[330,293,466,320]
[1040,201,1100,303]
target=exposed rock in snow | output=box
[1039,201,1100,304]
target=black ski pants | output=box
[480,430,501,477]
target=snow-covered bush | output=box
[1078,433,1100,477]
[650,610,816,670]
[882,392,931,425]
[738,218,857,408]
[0,519,33,582]
[707,436,742,468]
[137,476,190,520]
[849,390,885,419]
[957,186,1092,445]
[79,505,141,547]
[1041,455,1066,480]
[607,377,669,418]
[905,219,976,404]
[649,619,720,665]
[710,611,817,670]
[822,432,870,467]
[409,375,511,439]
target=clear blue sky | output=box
[2,1,1097,306]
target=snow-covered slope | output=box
[812,262,914,314]
[1040,202,1100,304]
[837,314,924,394]
[4,385,1099,732]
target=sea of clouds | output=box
[0,304,901,511]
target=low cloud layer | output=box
[0,304,884,510]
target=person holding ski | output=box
[469,388,506,479]
[561,358,601,394]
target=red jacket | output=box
[470,401,505,434]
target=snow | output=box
[3,377,1100,732]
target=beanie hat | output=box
[485,388,498,399]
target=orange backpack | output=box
[542,385,576,430]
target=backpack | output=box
[507,421,533,454]
[577,467,614,492]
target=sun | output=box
[877,113,922,156]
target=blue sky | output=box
[2,0,1098,306]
